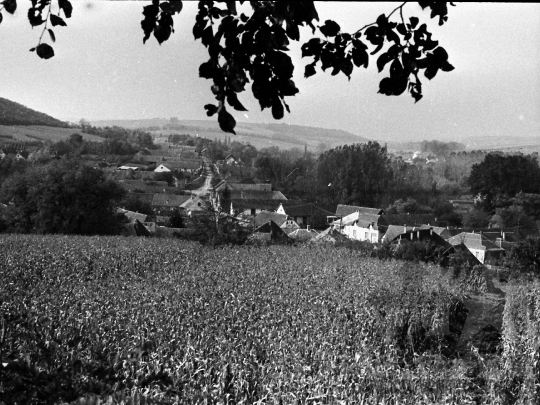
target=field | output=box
[1,235,539,404]
[0,125,104,144]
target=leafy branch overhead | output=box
[1,1,455,134]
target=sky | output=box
[1,2,539,143]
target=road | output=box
[191,157,214,196]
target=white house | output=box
[332,211,388,243]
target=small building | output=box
[253,211,300,234]
[154,164,172,173]
[152,193,191,214]
[331,211,388,243]
[447,232,505,265]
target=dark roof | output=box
[253,211,288,228]
[231,199,280,212]
[447,232,505,251]
[152,194,191,207]
[230,190,287,201]
[383,213,437,227]
[216,181,272,192]
[119,180,169,193]
[251,220,290,242]
[336,204,384,217]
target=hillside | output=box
[91,118,370,151]
[0,125,104,144]
[0,97,69,127]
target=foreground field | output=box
[0,235,538,404]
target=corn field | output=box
[0,235,538,404]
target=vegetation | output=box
[0,235,538,404]
[0,159,125,235]
[0,97,69,127]
[3,1,455,134]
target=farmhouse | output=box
[447,232,505,265]
[332,211,388,243]
[253,211,300,234]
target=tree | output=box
[1,1,455,134]
[0,159,126,234]
[490,205,535,230]
[462,208,491,229]
[168,208,184,228]
[468,154,540,210]
[505,236,540,277]
[122,193,154,216]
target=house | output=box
[276,202,330,228]
[0,150,6,160]
[215,182,288,216]
[327,204,384,225]
[382,225,449,247]
[117,166,139,171]
[154,164,172,173]
[152,193,191,214]
[311,226,350,244]
[249,220,291,243]
[447,232,506,265]
[253,211,300,234]
[181,195,210,217]
[118,208,148,223]
[331,211,388,243]
[287,227,318,241]
[224,154,238,165]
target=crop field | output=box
[0,235,539,404]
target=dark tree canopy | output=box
[0,159,125,235]
[468,153,540,209]
[1,1,455,134]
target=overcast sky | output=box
[1,2,539,142]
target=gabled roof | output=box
[118,208,148,223]
[230,190,287,200]
[152,193,191,207]
[383,225,418,243]
[288,228,318,240]
[181,196,209,211]
[254,211,288,228]
[332,212,386,229]
[231,199,281,212]
[336,204,384,217]
[383,213,437,227]
[447,232,505,251]
[216,182,272,192]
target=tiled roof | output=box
[152,193,191,207]
[118,209,148,223]
[447,232,505,251]
[231,199,281,212]
[216,182,273,192]
[336,204,384,217]
[383,213,437,227]
[383,225,417,243]
[119,180,169,193]
[254,211,288,228]
[230,190,287,200]
[288,228,318,240]
[332,212,386,229]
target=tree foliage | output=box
[1,1,455,134]
[0,159,125,234]
[468,153,540,210]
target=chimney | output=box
[307,225,311,231]
[503,231,506,241]
[404,225,407,233]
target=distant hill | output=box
[91,118,370,151]
[0,97,69,127]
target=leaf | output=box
[50,14,67,27]
[3,0,16,14]
[440,61,454,72]
[351,39,368,68]
[227,92,247,111]
[301,37,322,58]
[48,28,56,43]
[409,17,419,29]
[141,3,159,44]
[271,97,284,120]
[0,12,3,25]
[29,47,35,52]
[218,106,236,134]
[154,14,173,44]
[36,43,55,59]
[319,20,340,37]
[424,65,438,80]
[304,63,316,78]
[28,8,44,27]
[377,52,393,73]
[204,104,218,117]
[58,0,72,19]
[199,61,216,79]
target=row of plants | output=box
[0,235,538,404]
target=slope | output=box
[0,97,69,127]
